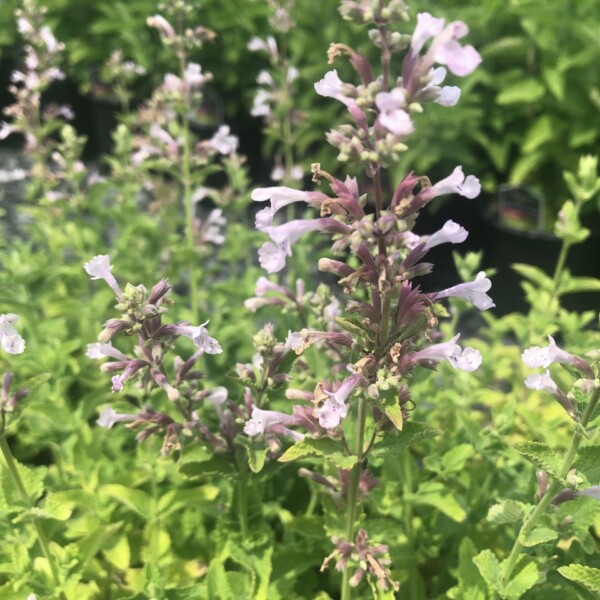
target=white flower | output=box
[314,70,352,106]
[435,272,494,311]
[0,314,25,355]
[428,166,481,200]
[208,125,238,155]
[410,334,482,371]
[524,370,560,396]
[86,342,128,361]
[284,331,304,353]
[424,220,468,249]
[375,88,414,136]
[244,405,294,436]
[175,321,223,354]
[97,405,136,428]
[83,255,123,298]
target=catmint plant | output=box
[248,0,306,186]
[245,1,486,596]
[0,0,90,207]
[469,156,600,597]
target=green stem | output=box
[0,435,63,593]
[179,53,199,325]
[502,389,600,585]
[341,395,367,600]
[238,468,249,538]
[402,449,419,599]
[550,240,571,301]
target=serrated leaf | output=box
[512,442,565,483]
[511,264,554,292]
[501,557,539,597]
[207,559,233,600]
[520,526,558,547]
[559,564,600,594]
[278,437,357,469]
[456,538,488,600]
[372,421,441,458]
[487,500,531,525]
[237,438,269,474]
[473,549,501,591]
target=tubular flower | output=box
[252,186,326,229]
[406,334,482,372]
[316,373,367,429]
[0,314,25,355]
[375,88,414,136]
[84,255,123,299]
[421,166,481,201]
[173,321,223,354]
[423,220,468,249]
[522,335,593,378]
[258,218,351,273]
[314,69,353,106]
[434,271,494,311]
[409,12,482,77]
[97,405,138,428]
[244,405,296,436]
[524,369,575,415]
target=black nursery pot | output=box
[479,208,600,316]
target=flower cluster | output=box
[85,255,224,453]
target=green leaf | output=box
[0,461,47,508]
[554,200,590,244]
[335,316,373,341]
[473,550,501,591]
[487,500,531,525]
[238,437,269,474]
[373,388,404,431]
[522,115,554,154]
[557,276,600,296]
[520,526,558,547]
[408,481,466,522]
[441,444,475,473]
[512,442,565,483]
[207,559,234,600]
[558,564,600,594]
[100,484,152,518]
[455,538,488,600]
[372,421,441,458]
[511,264,553,292]
[496,80,545,105]
[278,437,357,469]
[575,446,600,484]
[501,557,539,597]
[178,447,236,478]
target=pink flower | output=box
[423,220,468,249]
[84,255,123,299]
[247,36,278,59]
[435,272,494,311]
[423,68,461,106]
[375,88,414,136]
[411,13,481,77]
[147,15,175,40]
